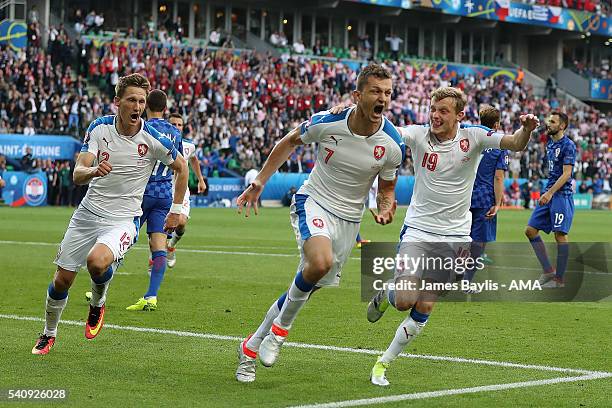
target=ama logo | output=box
[23,175,46,206]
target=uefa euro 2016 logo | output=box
[0,20,27,51]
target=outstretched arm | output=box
[237,126,304,217]
[500,114,539,152]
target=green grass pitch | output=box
[0,207,610,407]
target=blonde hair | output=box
[115,73,151,98]
[430,87,467,113]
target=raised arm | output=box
[500,114,539,152]
[237,126,304,217]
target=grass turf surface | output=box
[0,207,610,407]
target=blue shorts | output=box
[470,208,497,242]
[140,195,172,235]
[528,193,574,235]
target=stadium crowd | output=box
[1,36,611,205]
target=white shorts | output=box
[395,226,471,282]
[54,205,140,272]
[290,194,360,287]
[181,189,191,218]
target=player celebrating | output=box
[126,91,186,311]
[364,87,538,386]
[32,74,188,355]
[235,65,405,383]
[166,113,208,268]
[463,105,509,285]
[525,112,575,288]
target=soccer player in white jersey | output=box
[32,73,189,355]
[234,65,405,383]
[166,113,208,267]
[364,87,539,386]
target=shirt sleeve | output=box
[470,127,503,151]
[379,144,403,181]
[398,125,420,150]
[496,150,509,171]
[151,130,178,166]
[563,142,576,166]
[81,121,100,156]
[300,110,332,144]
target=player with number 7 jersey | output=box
[234,64,404,383]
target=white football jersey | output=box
[80,115,177,218]
[400,124,503,236]
[299,107,405,222]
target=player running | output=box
[126,90,187,311]
[166,113,208,268]
[362,87,539,386]
[33,74,188,355]
[234,65,405,383]
[525,112,576,288]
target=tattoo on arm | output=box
[377,193,393,213]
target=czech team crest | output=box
[459,138,470,152]
[374,145,385,160]
[312,218,325,228]
[137,144,148,157]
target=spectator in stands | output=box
[209,28,221,46]
[385,33,403,60]
[278,32,288,47]
[20,147,36,173]
[84,10,96,34]
[293,39,305,54]
[312,40,322,56]
[359,34,372,60]
[592,173,604,195]
[270,32,280,47]
[23,119,35,135]
[579,176,592,193]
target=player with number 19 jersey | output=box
[399,125,504,238]
[528,134,576,234]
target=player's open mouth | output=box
[432,120,442,128]
[373,105,384,115]
[130,113,139,121]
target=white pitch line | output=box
[0,240,363,261]
[286,372,612,408]
[0,314,606,377]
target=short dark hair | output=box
[550,111,569,130]
[168,112,183,121]
[115,73,150,98]
[479,105,500,129]
[356,64,392,91]
[146,89,168,113]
